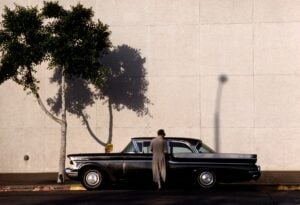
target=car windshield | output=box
[196,143,214,153]
[122,141,136,153]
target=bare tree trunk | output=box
[36,92,66,182]
[57,69,67,183]
[28,69,67,183]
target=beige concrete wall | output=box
[0,0,300,172]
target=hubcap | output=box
[85,171,101,186]
[199,171,214,186]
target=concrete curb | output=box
[0,184,86,192]
[277,185,300,191]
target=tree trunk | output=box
[30,69,67,183]
[57,70,67,183]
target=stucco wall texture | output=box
[0,0,300,172]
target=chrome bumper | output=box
[249,165,261,180]
[65,168,79,178]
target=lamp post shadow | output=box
[214,74,228,153]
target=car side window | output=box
[170,142,193,154]
[136,141,151,154]
[142,141,151,153]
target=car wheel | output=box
[81,169,104,190]
[196,170,217,189]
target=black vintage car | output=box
[65,137,260,190]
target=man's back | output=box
[151,136,166,160]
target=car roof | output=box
[132,137,201,145]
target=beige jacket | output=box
[150,136,166,183]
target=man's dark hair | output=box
[157,129,166,137]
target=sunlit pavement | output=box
[1,185,300,205]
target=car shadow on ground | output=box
[106,181,261,192]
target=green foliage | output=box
[42,1,66,18]
[0,2,112,95]
[43,2,112,87]
[0,5,47,94]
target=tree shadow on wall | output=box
[47,44,150,148]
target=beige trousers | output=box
[150,136,166,187]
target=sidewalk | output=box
[1,171,300,192]
[231,171,300,191]
[0,173,85,192]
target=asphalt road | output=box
[1,186,300,205]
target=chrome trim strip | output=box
[65,168,79,178]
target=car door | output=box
[123,140,153,182]
[167,140,195,183]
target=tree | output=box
[0,2,111,183]
[42,2,111,183]
[0,5,47,97]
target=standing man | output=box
[150,129,167,190]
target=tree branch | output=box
[35,93,63,124]
[80,111,107,146]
